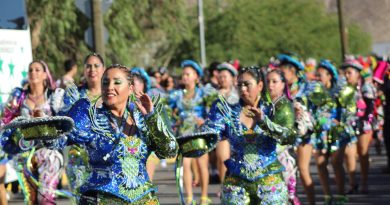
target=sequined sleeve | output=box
[200,98,228,142]
[64,98,96,145]
[260,97,296,145]
[59,83,81,114]
[144,97,178,159]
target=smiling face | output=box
[101,68,132,109]
[84,56,105,85]
[267,71,285,100]
[345,67,360,86]
[28,62,47,86]
[237,72,263,105]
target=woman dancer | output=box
[215,62,238,184]
[61,53,105,204]
[279,54,316,205]
[200,66,294,204]
[49,64,176,204]
[313,60,347,203]
[342,59,375,194]
[267,69,299,204]
[169,60,215,205]
[1,60,64,205]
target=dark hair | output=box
[84,53,105,67]
[238,66,267,97]
[267,69,292,100]
[103,64,133,85]
[132,73,147,92]
[238,66,265,83]
[208,61,221,77]
[161,76,176,89]
[64,59,76,73]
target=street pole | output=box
[92,0,105,59]
[198,0,207,68]
[337,0,348,61]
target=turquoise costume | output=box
[168,86,217,136]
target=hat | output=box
[181,60,203,77]
[217,62,238,76]
[277,54,304,71]
[341,59,363,71]
[318,59,338,81]
[131,67,151,92]
[1,116,74,141]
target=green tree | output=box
[27,0,192,78]
[173,0,371,67]
[105,0,193,68]
[27,0,90,79]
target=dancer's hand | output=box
[249,107,264,122]
[134,91,154,115]
[293,102,303,118]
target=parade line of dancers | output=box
[0,52,389,205]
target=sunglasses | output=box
[84,63,102,69]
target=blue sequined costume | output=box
[200,97,294,204]
[60,98,177,204]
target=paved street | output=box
[8,144,390,204]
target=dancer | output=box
[200,66,294,204]
[169,60,216,205]
[54,64,177,204]
[342,59,375,194]
[215,62,238,184]
[61,53,105,204]
[267,69,300,204]
[279,54,316,205]
[1,60,64,205]
[313,60,347,203]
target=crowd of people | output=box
[0,52,388,205]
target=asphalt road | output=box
[8,143,390,204]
